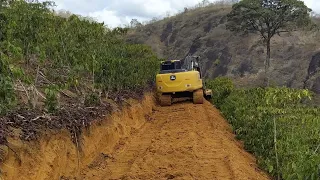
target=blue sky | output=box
[47,0,320,28]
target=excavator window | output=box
[160,61,186,74]
[161,61,175,70]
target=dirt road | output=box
[79,100,269,180]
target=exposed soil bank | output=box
[0,94,155,180]
[0,94,270,180]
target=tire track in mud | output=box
[80,100,270,180]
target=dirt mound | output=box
[80,101,269,179]
[0,95,270,180]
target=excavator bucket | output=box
[204,89,212,100]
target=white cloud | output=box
[87,9,150,28]
[50,0,107,14]
[45,0,203,28]
[86,0,190,28]
[88,10,123,28]
[45,0,320,29]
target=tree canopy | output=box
[226,0,313,86]
[227,0,312,38]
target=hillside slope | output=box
[126,4,320,93]
[0,0,159,148]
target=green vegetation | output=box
[205,77,234,108]
[0,0,159,115]
[207,77,320,180]
[44,85,59,113]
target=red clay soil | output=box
[79,100,270,180]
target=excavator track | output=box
[0,145,8,163]
[193,89,204,104]
[159,94,172,106]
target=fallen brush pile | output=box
[0,102,112,147]
[0,88,150,153]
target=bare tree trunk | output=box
[265,38,271,87]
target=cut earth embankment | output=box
[0,94,270,180]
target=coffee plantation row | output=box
[206,77,320,180]
[0,0,160,149]
[0,0,160,114]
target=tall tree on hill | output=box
[226,0,313,86]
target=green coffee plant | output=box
[0,49,19,115]
[0,75,15,115]
[84,92,100,107]
[209,77,320,179]
[206,77,234,108]
[0,0,160,150]
[1,0,159,99]
[44,85,59,113]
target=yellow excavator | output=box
[156,55,212,106]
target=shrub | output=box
[44,85,59,113]
[214,86,320,179]
[205,77,234,108]
[0,76,16,115]
[84,92,100,107]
